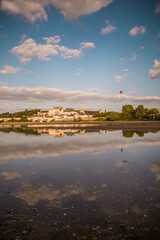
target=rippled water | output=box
[0,129,160,240]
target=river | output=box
[0,128,160,240]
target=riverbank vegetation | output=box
[94,105,160,121]
[0,105,159,122]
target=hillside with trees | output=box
[0,109,40,120]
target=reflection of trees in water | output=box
[0,128,104,137]
[122,131,134,138]
[0,128,40,135]
[0,128,159,138]
[122,130,159,138]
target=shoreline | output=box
[0,121,160,131]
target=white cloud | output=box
[148,69,160,79]
[153,59,160,69]
[101,20,117,35]
[43,35,61,44]
[0,65,20,74]
[114,75,122,82]
[11,36,95,63]
[148,60,160,79]
[0,86,160,104]
[0,0,48,23]
[58,45,82,59]
[129,26,146,36]
[0,0,113,22]
[155,3,160,13]
[11,38,38,63]
[80,42,95,49]
[37,44,58,61]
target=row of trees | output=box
[94,105,160,121]
[0,109,40,119]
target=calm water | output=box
[0,129,160,240]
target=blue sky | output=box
[0,0,160,113]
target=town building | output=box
[26,106,99,122]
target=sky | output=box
[0,0,160,113]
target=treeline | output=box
[0,109,40,119]
[94,105,160,121]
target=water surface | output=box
[0,129,160,240]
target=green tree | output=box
[148,108,159,120]
[135,105,145,120]
[122,105,134,120]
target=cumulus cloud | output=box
[0,86,160,104]
[43,35,61,44]
[11,36,95,63]
[80,42,95,49]
[148,69,160,79]
[114,75,122,82]
[12,38,38,63]
[0,0,48,23]
[153,59,160,69]
[101,20,117,35]
[0,0,113,23]
[129,26,146,36]
[58,45,82,59]
[0,65,20,74]
[37,43,58,61]
[148,60,160,79]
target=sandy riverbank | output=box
[0,121,160,131]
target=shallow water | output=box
[0,129,160,240]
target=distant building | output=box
[48,107,64,116]
[80,109,85,114]
[27,106,96,122]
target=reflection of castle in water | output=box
[37,129,102,137]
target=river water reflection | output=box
[0,129,160,240]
